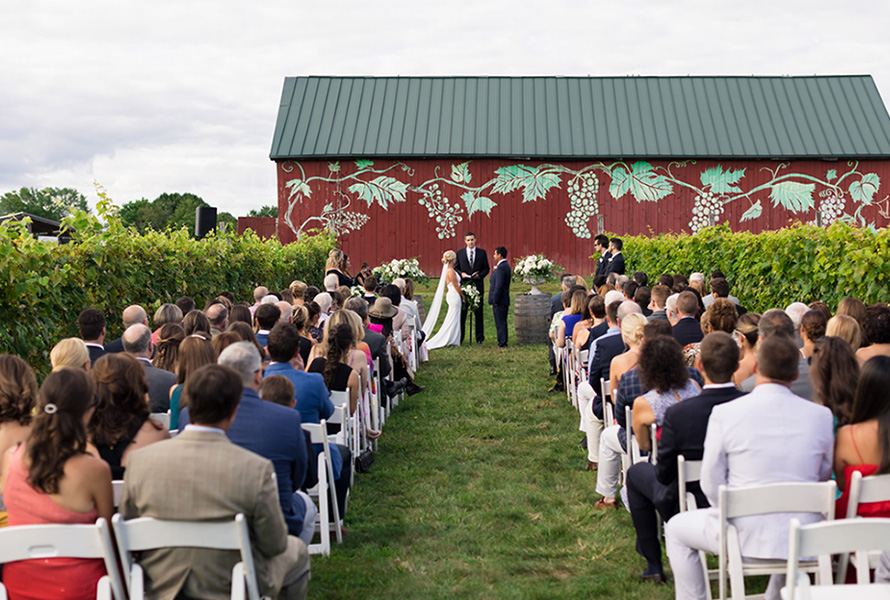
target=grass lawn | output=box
[307,280,675,599]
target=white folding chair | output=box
[836,470,890,582]
[578,349,589,385]
[302,420,344,553]
[328,390,352,449]
[782,518,890,599]
[113,479,125,507]
[151,410,171,430]
[718,481,837,600]
[112,512,260,600]
[600,377,613,426]
[564,339,576,404]
[0,517,126,600]
[372,357,385,429]
[678,456,716,600]
[406,322,418,372]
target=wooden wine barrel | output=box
[414,294,426,322]
[514,294,551,344]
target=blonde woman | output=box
[307,310,371,400]
[49,338,91,372]
[608,313,647,401]
[422,250,463,349]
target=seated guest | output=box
[826,314,861,351]
[50,337,91,372]
[77,308,107,365]
[305,300,323,343]
[785,301,810,347]
[182,343,316,546]
[608,313,648,409]
[682,298,738,367]
[732,312,761,387]
[556,289,587,348]
[182,309,212,337]
[211,331,241,356]
[152,303,183,344]
[626,332,745,583]
[105,305,149,353]
[89,354,169,478]
[289,280,307,307]
[809,336,859,428]
[261,375,296,407]
[303,286,320,304]
[392,278,423,337]
[739,309,813,400]
[362,276,378,305]
[835,356,890,517]
[228,304,252,325]
[264,322,352,520]
[634,286,652,318]
[175,295,195,317]
[206,303,228,338]
[344,297,405,399]
[808,301,832,322]
[836,297,867,337]
[1,368,113,598]
[170,334,217,430]
[573,295,606,352]
[702,277,740,308]
[323,274,339,292]
[665,335,833,600]
[123,324,177,412]
[254,303,282,349]
[0,355,38,527]
[227,321,267,361]
[152,323,184,373]
[277,301,293,325]
[278,289,295,305]
[672,291,703,347]
[664,293,681,326]
[292,306,315,366]
[308,324,361,416]
[307,311,370,396]
[379,284,411,348]
[799,309,827,361]
[369,297,425,396]
[249,286,268,316]
[314,293,332,331]
[120,364,310,600]
[856,305,890,363]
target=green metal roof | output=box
[270,76,890,160]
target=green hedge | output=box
[0,192,335,372]
[620,222,889,312]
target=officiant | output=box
[456,232,490,344]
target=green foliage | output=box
[118,192,210,233]
[0,187,335,374]
[0,187,89,222]
[620,223,890,311]
[247,205,278,218]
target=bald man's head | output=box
[122,305,148,329]
[122,323,153,357]
[617,300,642,322]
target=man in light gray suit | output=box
[665,335,833,600]
[120,364,310,600]
[739,308,813,400]
[123,324,177,412]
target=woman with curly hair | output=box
[0,368,112,598]
[89,354,169,478]
[168,335,217,430]
[810,336,859,428]
[307,323,361,416]
[152,323,185,373]
[0,355,39,527]
[683,298,738,367]
[732,312,761,387]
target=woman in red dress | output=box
[0,368,113,600]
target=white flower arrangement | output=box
[371,257,429,284]
[513,254,561,283]
[350,285,364,298]
[461,283,481,311]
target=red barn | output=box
[270,76,890,275]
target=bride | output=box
[422,250,464,349]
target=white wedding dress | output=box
[423,266,462,349]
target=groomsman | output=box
[456,231,490,344]
[593,234,612,279]
[489,246,511,348]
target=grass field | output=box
[307,280,676,599]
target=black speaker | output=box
[195,206,217,239]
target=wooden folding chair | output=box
[0,518,126,600]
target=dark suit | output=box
[673,316,703,347]
[137,358,177,413]
[85,342,106,365]
[488,259,511,347]
[604,252,625,276]
[625,385,745,567]
[586,330,627,419]
[456,247,490,343]
[594,251,612,279]
[104,337,124,353]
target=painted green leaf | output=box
[700,165,746,194]
[348,176,409,210]
[768,181,815,212]
[451,162,472,184]
[323,203,333,212]
[354,159,374,170]
[849,173,880,205]
[461,191,496,217]
[739,200,762,222]
[328,161,341,173]
[491,165,561,202]
[285,179,312,199]
[609,161,672,202]
[826,169,837,182]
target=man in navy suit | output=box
[456,232,490,344]
[672,291,704,347]
[593,234,612,279]
[488,246,511,348]
[625,331,745,583]
[180,341,317,546]
[603,237,625,277]
[77,308,107,365]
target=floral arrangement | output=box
[350,285,364,298]
[513,254,562,283]
[461,283,481,311]
[371,258,428,284]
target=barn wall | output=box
[275,158,890,276]
[237,216,277,239]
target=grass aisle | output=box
[309,286,674,599]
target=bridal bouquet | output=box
[461,283,481,311]
[513,254,562,284]
[372,258,429,284]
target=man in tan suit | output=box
[120,364,310,600]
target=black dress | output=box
[307,358,353,392]
[95,416,147,479]
[326,269,355,288]
[298,336,313,366]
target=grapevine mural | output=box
[279,159,887,241]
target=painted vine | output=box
[280,159,886,239]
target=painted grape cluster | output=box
[688,190,725,233]
[812,190,846,226]
[418,183,464,239]
[325,211,369,235]
[564,171,600,238]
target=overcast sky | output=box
[2,1,889,217]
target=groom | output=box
[488,246,511,348]
[456,231,489,344]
